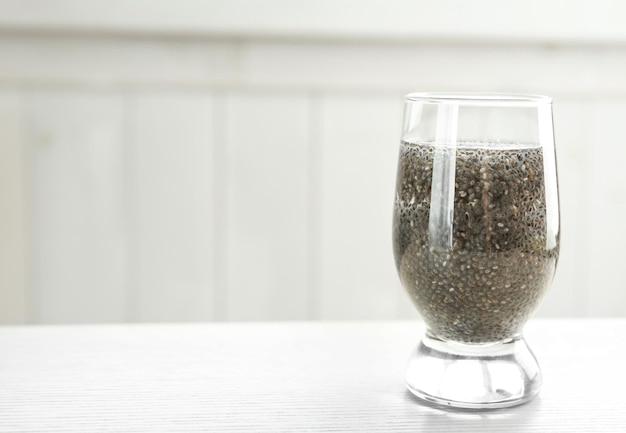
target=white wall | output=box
[2,1,626,323]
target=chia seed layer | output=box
[393,141,559,343]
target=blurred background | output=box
[1,0,625,324]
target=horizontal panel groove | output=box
[2,35,626,97]
[2,0,626,46]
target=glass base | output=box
[406,332,542,409]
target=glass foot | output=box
[406,332,542,409]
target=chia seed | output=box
[393,141,559,343]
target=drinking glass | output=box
[393,93,559,409]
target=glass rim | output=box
[405,92,552,106]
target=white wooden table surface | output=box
[0,319,624,432]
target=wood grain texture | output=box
[25,91,127,323]
[127,91,215,322]
[0,319,624,432]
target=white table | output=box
[0,319,624,432]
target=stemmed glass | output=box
[393,93,559,409]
